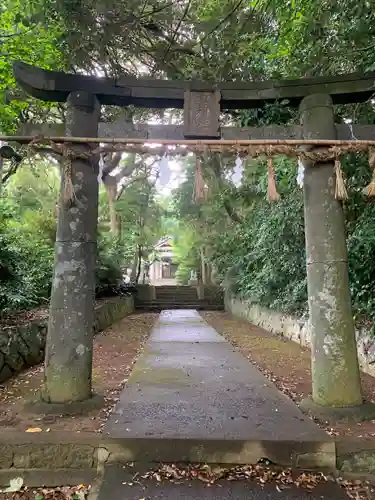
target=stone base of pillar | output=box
[299,396,375,423]
[25,392,105,416]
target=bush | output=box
[207,153,375,330]
[347,203,375,329]
[0,208,55,311]
[0,202,136,313]
[95,233,136,298]
[208,157,307,314]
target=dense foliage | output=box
[0,160,164,312]
[172,150,375,330]
[0,0,66,133]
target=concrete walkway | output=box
[105,310,327,446]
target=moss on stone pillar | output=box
[43,91,100,404]
[300,94,362,408]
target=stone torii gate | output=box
[12,61,375,420]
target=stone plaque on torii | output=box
[10,61,375,420]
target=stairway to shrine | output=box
[135,285,224,311]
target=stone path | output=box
[104,310,326,443]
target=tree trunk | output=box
[201,247,206,285]
[211,156,243,224]
[102,152,136,238]
[0,156,3,193]
[131,252,139,281]
[210,265,218,284]
[104,175,122,237]
[205,261,212,285]
[43,92,100,404]
[136,245,143,284]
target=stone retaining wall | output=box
[136,284,156,302]
[336,439,375,475]
[196,285,224,305]
[0,296,134,384]
[225,293,375,378]
[0,432,336,474]
[0,432,373,486]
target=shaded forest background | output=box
[1,0,375,330]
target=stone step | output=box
[136,297,224,302]
[135,303,224,310]
[155,286,194,289]
[155,297,199,300]
[136,299,223,305]
[155,294,198,299]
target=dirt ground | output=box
[202,311,375,439]
[0,313,157,433]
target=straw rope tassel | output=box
[62,148,75,204]
[194,156,205,202]
[267,157,280,201]
[334,157,348,201]
[364,147,375,197]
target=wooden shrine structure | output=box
[9,61,375,419]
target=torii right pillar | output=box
[300,94,375,420]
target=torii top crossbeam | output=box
[13,62,375,110]
[13,62,375,140]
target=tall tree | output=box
[0,0,66,133]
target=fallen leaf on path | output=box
[0,477,23,493]
[137,462,374,499]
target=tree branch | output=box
[115,162,137,184]
[1,161,20,184]
[101,152,123,179]
[210,155,243,224]
[198,0,244,47]
[162,0,192,62]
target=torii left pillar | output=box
[43,92,100,404]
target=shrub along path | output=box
[0,313,157,433]
[202,311,375,439]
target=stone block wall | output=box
[0,296,134,383]
[197,285,224,305]
[225,293,375,378]
[135,285,156,301]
